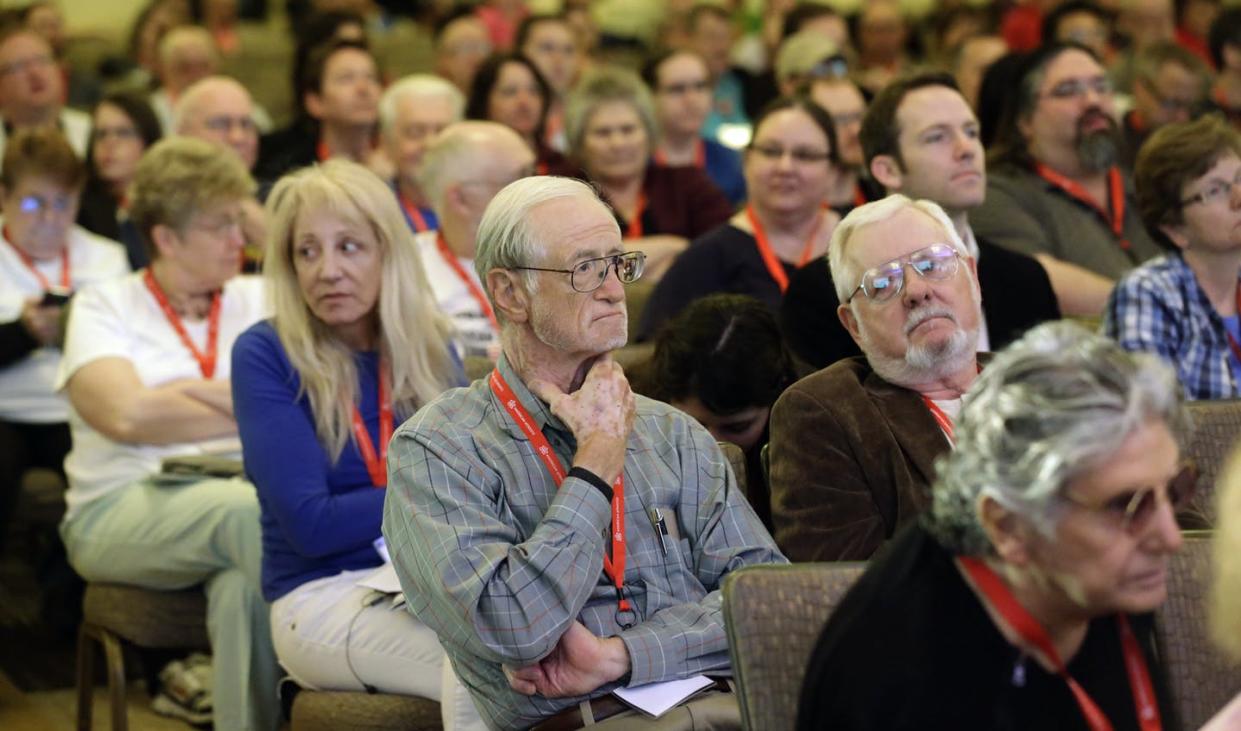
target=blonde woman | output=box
[230,159,462,698]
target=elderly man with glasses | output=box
[769,194,985,563]
[383,175,783,731]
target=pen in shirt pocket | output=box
[649,507,670,556]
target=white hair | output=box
[379,74,465,135]
[827,193,969,304]
[474,176,611,320]
[416,120,525,214]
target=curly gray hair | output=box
[927,321,1188,555]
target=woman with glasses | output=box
[58,137,278,730]
[564,66,734,282]
[637,96,841,340]
[798,321,1187,729]
[77,92,161,268]
[0,127,127,559]
[1104,114,1241,400]
[230,160,463,705]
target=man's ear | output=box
[978,494,1032,567]
[869,154,902,192]
[445,182,471,218]
[487,269,530,324]
[837,302,863,348]
[1159,222,1191,251]
[150,223,180,260]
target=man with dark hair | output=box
[1041,0,1113,59]
[256,39,380,180]
[517,14,579,151]
[971,43,1162,297]
[782,72,1059,370]
[688,4,757,141]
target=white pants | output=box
[271,569,444,698]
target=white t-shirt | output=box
[0,223,129,423]
[414,230,499,359]
[0,108,91,160]
[56,273,267,519]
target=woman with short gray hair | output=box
[798,321,1190,730]
[564,66,733,281]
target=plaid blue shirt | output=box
[382,354,784,730]
[1103,253,1241,400]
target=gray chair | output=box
[722,562,865,731]
[1181,400,1241,528]
[290,690,442,731]
[1155,532,1241,730]
[75,583,210,731]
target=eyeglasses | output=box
[807,55,850,81]
[658,79,710,96]
[845,243,962,304]
[203,115,258,134]
[511,251,646,292]
[92,126,140,143]
[1061,461,1198,535]
[18,193,74,215]
[1044,76,1113,100]
[0,53,53,77]
[748,143,831,164]
[1180,170,1241,207]
[188,213,245,237]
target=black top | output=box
[255,119,318,182]
[637,224,790,341]
[797,521,1179,731]
[781,236,1061,370]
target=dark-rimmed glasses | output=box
[1061,461,1198,535]
[845,243,962,304]
[511,251,646,292]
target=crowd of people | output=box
[2,0,1241,729]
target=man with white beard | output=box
[767,195,984,562]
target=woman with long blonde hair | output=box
[231,159,461,700]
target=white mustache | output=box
[904,305,957,335]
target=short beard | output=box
[1074,111,1120,173]
[856,299,980,388]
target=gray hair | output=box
[827,194,968,304]
[474,175,610,316]
[927,321,1188,556]
[564,66,658,162]
[416,121,523,214]
[378,74,465,136]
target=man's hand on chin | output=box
[503,621,631,698]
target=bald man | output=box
[174,76,260,171]
[415,121,535,359]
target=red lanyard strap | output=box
[350,355,393,487]
[624,193,647,240]
[920,396,956,446]
[745,205,822,294]
[488,369,629,612]
[1034,164,1129,251]
[397,191,431,233]
[142,268,222,378]
[436,234,497,331]
[6,230,70,291]
[957,557,1161,731]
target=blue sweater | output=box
[232,320,460,600]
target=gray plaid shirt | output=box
[382,354,785,729]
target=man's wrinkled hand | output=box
[502,621,630,698]
[529,358,635,483]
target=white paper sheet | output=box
[612,674,715,718]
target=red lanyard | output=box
[1034,164,1130,251]
[350,355,393,487]
[142,268,222,378]
[921,396,956,445]
[958,557,1161,731]
[853,183,867,208]
[5,229,69,291]
[653,139,705,168]
[436,234,497,331]
[316,137,330,162]
[624,193,647,240]
[396,191,430,233]
[488,369,630,612]
[745,204,822,294]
